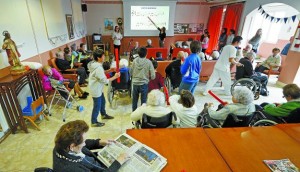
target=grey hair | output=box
[147,89,165,106]
[147,39,152,45]
[211,51,220,59]
[56,51,64,59]
[198,52,205,60]
[246,44,253,50]
[232,86,254,105]
[246,52,256,59]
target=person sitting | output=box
[155,52,164,61]
[55,51,88,86]
[53,120,129,172]
[77,43,92,74]
[262,84,300,118]
[198,52,206,61]
[64,47,72,63]
[145,39,153,48]
[203,87,255,125]
[165,51,184,89]
[236,52,269,95]
[111,59,130,90]
[242,44,253,57]
[130,42,139,61]
[255,48,281,73]
[211,50,220,60]
[169,90,199,128]
[281,36,294,55]
[148,60,164,93]
[182,41,189,49]
[131,89,179,126]
[41,65,88,99]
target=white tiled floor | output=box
[0,75,285,172]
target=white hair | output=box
[147,39,152,45]
[119,59,128,68]
[246,52,256,59]
[147,89,165,106]
[56,51,64,59]
[198,52,205,60]
[232,86,254,105]
[211,51,220,59]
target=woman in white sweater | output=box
[131,89,179,126]
[169,90,199,128]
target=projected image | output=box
[131,6,169,30]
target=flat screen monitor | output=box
[93,34,102,43]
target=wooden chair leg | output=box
[24,117,41,131]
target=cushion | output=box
[21,62,42,70]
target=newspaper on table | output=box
[263,159,299,172]
[98,133,167,172]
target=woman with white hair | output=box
[130,89,179,125]
[205,86,256,124]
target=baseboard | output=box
[276,80,286,88]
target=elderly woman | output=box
[53,120,129,172]
[131,89,179,125]
[169,90,199,128]
[206,87,256,124]
[262,84,300,117]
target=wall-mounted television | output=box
[92,33,102,44]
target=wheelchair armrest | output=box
[228,113,242,123]
[171,112,177,121]
[142,113,148,123]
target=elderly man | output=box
[165,51,185,89]
[255,48,281,73]
[146,39,153,48]
[236,52,269,94]
[242,44,253,57]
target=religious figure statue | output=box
[2,31,26,75]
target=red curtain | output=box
[207,6,224,53]
[222,3,245,35]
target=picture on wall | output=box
[104,18,114,31]
[66,14,74,39]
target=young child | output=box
[148,60,164,93]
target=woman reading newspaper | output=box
[53,120,129,172]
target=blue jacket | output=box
[180,53,201,83]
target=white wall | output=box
[85,2,210,36]
[0,0,85,69]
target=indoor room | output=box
[0,0,299,171]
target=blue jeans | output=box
[132,84,148,112]
[91,93,107,124]
[178,81,198,94]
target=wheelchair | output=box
[107,70,131,109]
[165,66,182,94]
[231,78,261,100]
[135,112,178,129]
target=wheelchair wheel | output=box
[108,87,114,105]
[165,77,172,94]
[231,78,257,98]
[252,119,278,127]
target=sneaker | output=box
[102,115,114,119]
[91,122,105,127]
[201,92,208,96]
[79,94,88,99]
[83,92,89,96]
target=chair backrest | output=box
[31,96,45,118]
[49,58,60,71]
[141,112,176,128]
[112,70,130,90]
[222,113,253,128]
[283,108,300,123]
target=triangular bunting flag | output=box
[266,14,269,19]
[276,18,281,23]
[270,16,275,22]
[262,10,265,15]
[292,15,296,22]
[258,5,262,10]
[284,17,288,23]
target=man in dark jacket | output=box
[165,51,185,89]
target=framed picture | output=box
[104,18,114,31]
[66,14,74,39]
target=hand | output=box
[57,80,63,85]
[110,68,116,72]
[114,72,120,78]
[116,153,130,165]
[223,101,229,106]
[99,139,116,146]
[236,62,243,67]
[256,63,261,67]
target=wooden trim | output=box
[177,2,210,5]
[85,1,122,4]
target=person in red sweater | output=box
[148,60,164,93]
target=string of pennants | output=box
[258,5,299,24]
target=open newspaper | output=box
[263,159,299,172]
[98,133,167,172]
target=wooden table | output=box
[205,126,300,172]
[127,128,231,172]
[276,123,300,143]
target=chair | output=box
[222,113,253,128]
[263,65,282,78]
[137,112,177,129]
[280,108,300,123]
[48,58,77,74]
[23,96,49,130]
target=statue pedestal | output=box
[10,65,26,76]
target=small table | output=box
[276,123,300,143]
[127,128,231,172]
[205,126,300,172]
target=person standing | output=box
[201,32,209,55]
[226,29,235,45]
[218,28,227,51]
[131,47,155,111]
[179,41,202,94]
[203,36,243,96]
[158,27,166,47]
[112,26,123,60]
[88,49,120,127]
[248,28,262,53]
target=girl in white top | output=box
[112,26,123,60]
[169,90,199,128]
